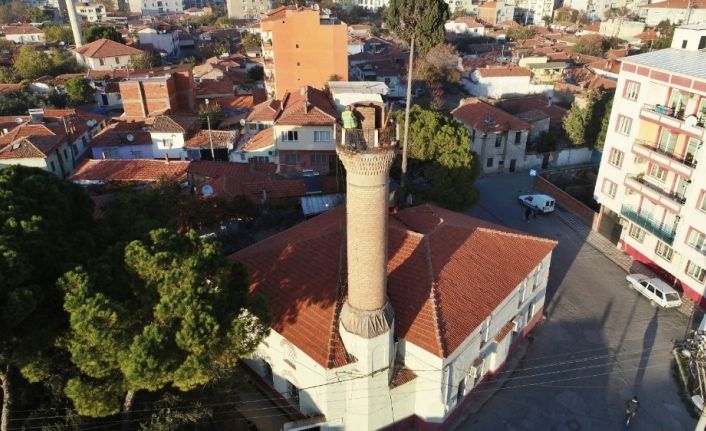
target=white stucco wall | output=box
[151,132,187,159]
[5,32,45,43]
[463,74,553,99]
[274,125,336,152]
[91,144,154,160]
[76,54,135,71]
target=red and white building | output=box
[594,24,706,306]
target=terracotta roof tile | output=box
[241,128,274,151]
[231,203,556,366]
[475,67,532,78]
[276,86,338,126]
[71,159,189,183]
[74,38,143,58]
[151,114,201,134]
[246,99,281,123]
[451,98,532,133]
[184,130,235,149]
[3,25,43,35]
[0,136,63,159]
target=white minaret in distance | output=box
[337,115,397,429]
[65,0,83,47]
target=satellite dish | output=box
[15,117,23,124]
[12,142,20,150]
[239,118,246,126]
[126,133,135,142]
[685,115,698,127]
[202,184,214,197]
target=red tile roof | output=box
[151,114,201,134]
[231,204,556,367]
[475,67,532,78]
[451,98,532,133]
[241,128,274,151]
[276,86,338,126]
[74,38,143,59]
[246,99,281,123]
[184,130,235,149]
[450,16,484,28]
[215,95,254,109]
[196,79,233,97]
[0,136,65,159]
[90,121,152,147]
[4,25,43,35]
[71,159,189,183]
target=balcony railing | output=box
[621,204,677,244]
[643,104,684,121]
[641,104,706,136]
[625,174,686,206]
[634,139,698,168]
[336,127,397,152]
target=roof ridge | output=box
[474,226,558,245]
[423,236,447,357]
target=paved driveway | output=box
[456,174,697,431]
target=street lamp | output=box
[205,98,215,160]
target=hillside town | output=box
[0,0,706,429]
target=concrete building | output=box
[226,0,274,19]
[148,114,201,159]
[75,2,107,22]
[118,65,196,118]
[638,0,706,26]
[513,0,555,25]
[233,112,557,429]
[477,1,515,25]
[444,16,487,37]
[444,0,476,14]
[3,25,45,44]
[260,6,348,99]
[73,39,143,71]
[134,0,185,15]
[352,0,389,9]
[452,97,532,174]
[599,19,646,40]
[136,27,180,57]
[594,24,706,307]
[463,67,554,99]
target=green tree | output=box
[13,45,51,80]
[399,105,479,210]
[128,52,161,71]
[563,89,613,148]
[506,26,535,41]
[83,26,123,43]
[65,77,94,105]
[0,166,97,431]
[247,65,264,81]
[26,6,52,22]
[241,31,262,53]
[595,97,613,151]
[60,229,269,423]
[214,16,237,28]
[385,0,450,195]
[452,8,469,18]
[44,25,75,44]
[572,34,607,56]
[48,48,84,75]
[0,67,19,84]
[198,102,225,129]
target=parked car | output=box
[517,194,556,213]
[626,274,682,308]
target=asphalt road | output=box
[457,174,697,431]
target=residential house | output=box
[445,16,486,37]
[260,6,348,98]
[89,120,153,159]
[75,2,107,22]
[593,24,706,306]
[525,61,567,84]
[0,108,107,178]
[137,27,180,58]
[327,80,388,112]
[74,39,143,72]
[3,25,45,44]
[452,97,532,174]
[638,0,706,26]
[135,0,185,15]
[149,114,201,159]
[464,66,553,98]
[71,159,190,185]
[184,129,236,160]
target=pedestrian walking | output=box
[524,207,532,222]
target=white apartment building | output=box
[75,2,107,22]
[594,24,706,307]
[226,0,274,18]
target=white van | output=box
[518,194,556,214]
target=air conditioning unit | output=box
[467,366,477,378]
[511,318,520,332]
[634,157,645,164]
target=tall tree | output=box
[13,45,51,80]
[398,105,480,210]
[83,26,124,44]
[385,0,449,197]
[65,77,95,105]
[128,52,161,71]
[0,166,97,431]
[61,229,269,426]
[44,24,75,45]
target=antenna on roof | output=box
[126,133,135,142]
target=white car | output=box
[517,194,556,214]
[626,274,682,308]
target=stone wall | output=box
[534,172,598,225]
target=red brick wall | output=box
[119,77,178,118]
[534,174,597,225]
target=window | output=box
[314,130,331,142]
[285,153,301,164]
[682,40,688,49]
[624,80,640,101]
[655,241,674,261]
[648,164,668,183]
[456,378,466,403]
[99,58,105,66]
[687,229,706,252]
[287,381,300,406]
[281,131,298,141]
[628,224,646,242]
[481,316,491,344]
[162,138,174,148]
[609,148,624,168]
[616,115,632,135]
[494,134,502,147]
[104,148,119,158]
[310,153,327,164]
[699,36,706,50]
[240,153,246,161]
[50,161,56,172]
[686,261,706,283]
[248,156,269,164]
[518,283,526,309]
[603,179,618,198]
[700,192,706,212]
[514,131,521,145]
[486,157,493,168]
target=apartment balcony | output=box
[620,204,677,244]
[623,174,685,213]
[640,104,706,139]
[632,139,696,178]
[262,39,272,48]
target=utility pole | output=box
[687,328,706,431]
[205,98,215,160]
